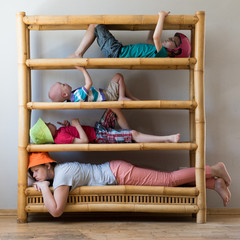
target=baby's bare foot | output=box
[214,178,231,207]
[211,162,231,187]
[118,96,132,101]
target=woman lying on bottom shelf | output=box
[28,152,231,217]
[30,109,180,144]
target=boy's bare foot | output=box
[211,162,231,187]
[214,178,231,207]
[67,52,83,58]
[166,133,180,143]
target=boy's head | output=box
[30,118,55,144]
[164,33,191,58]
[28,152,56,181]
[49,82,72,102]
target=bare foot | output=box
[214,178,231,207]
[166,133,180,143]
[118,96,133,101]
[211,162,231,187]
[67,52,83,58]
[131,96,140,101]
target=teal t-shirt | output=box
[119,43,168,58]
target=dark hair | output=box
[167,48,182,57]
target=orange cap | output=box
[28,152,56,169]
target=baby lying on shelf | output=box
[30,109,180,144]
[48,66,138,102]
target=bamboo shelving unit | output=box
[16,12,205,223]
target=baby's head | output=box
[48,82,72,102]
[163,33,191,58]
[30,118,56,144]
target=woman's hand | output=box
[33,181,50,192]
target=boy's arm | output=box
[33,181,69,217]
[75,66,93,91]
[153,11,170,52]
[71,118,89,144]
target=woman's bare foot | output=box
[211,162,231,186]
[214,178,231,207]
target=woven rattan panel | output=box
[27,194,197,205]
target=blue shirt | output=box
[119,44,168,58]
[71,86,106,102]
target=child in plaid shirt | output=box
[49,66,138,102]
[30,109,180,144]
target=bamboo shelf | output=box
[27,142,198,152]
[25,186,199,214]
[17,12,206,223]
[26,58,196,70]
[23,14,198,31]
[27,100,197,110]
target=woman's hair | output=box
[28,162,57,178]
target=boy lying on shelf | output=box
[30,109,180,144]
[68,11,191,59]
[28,152,231,217]
[49,66,138,102]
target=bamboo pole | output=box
[194,11,206,223]
[27,100,197,110]
[25,203,198,214]
[28,65,190,70]
[16,11,29,223]
[23,15,198,26]
[26,58,196,70]
[26,185,199,196]
[189,28,196,168]
[27,143,197,152]
[28,23,194,31]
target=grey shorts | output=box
[94,24,123,58]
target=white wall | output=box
[1,0,239,209]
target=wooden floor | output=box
[0,213,240,239]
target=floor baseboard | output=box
[1,208,240,216]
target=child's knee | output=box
[131,130,140,139]
[112,73,124,83]
[115,73,123,79]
